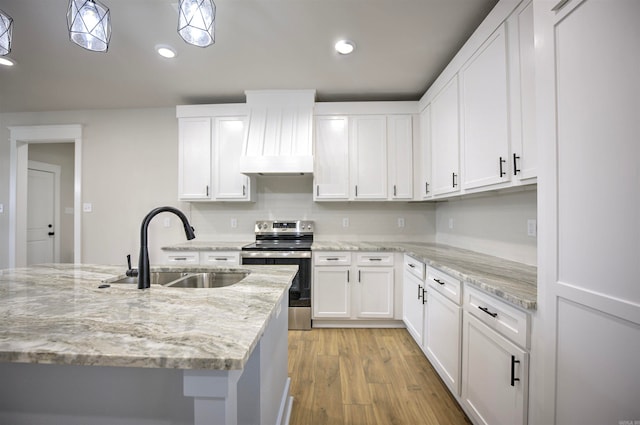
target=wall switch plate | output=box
[342,218,349,228]
[230,218,238,228]
[448,218,454,229]
[527,219,537,237]
[83,203,92,213]
[397,217,405,228]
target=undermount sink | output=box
[105,271,190,286]
[102,270,250,288]
[165,271,250,288]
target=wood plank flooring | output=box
[288,328,472,425]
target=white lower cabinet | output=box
[424,266,462,395]
[313,252,395,322]
[161,251,200,265]
[402,255,426,345]
[462,312,528,425]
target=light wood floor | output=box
[288,328,472,425]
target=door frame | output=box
[27,160,62,264]
[8,125,82,268]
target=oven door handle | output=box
[241,251,312,259]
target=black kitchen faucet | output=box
[137,206,196,289]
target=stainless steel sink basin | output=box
[102,270,250,288]
[165,271,250,288]
[104,271,190,286]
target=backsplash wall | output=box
[189,176,437,242]
[435,188,537,265]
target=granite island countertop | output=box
[312,241,537,310]
[0,263,297,370]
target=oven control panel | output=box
[254,220,314,234]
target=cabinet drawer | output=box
[427,266,462,305]
[200,251,240,266]
[464,284,530,349]
[356,252,394,267]
[314,252,352,266]
[162,251,200,265]
[404,255,425,280]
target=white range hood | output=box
[240,89,316,176]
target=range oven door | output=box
[241,253,312,330]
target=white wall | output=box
[434,188,537,265]
[28,143,75,263]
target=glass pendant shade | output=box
[178,0,215,47]
[67,0,111,52]
[0,9,13,56]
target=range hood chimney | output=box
[240,89,316,176]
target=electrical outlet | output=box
[163,217,171,228]
[230,218,238,228]
[0,203,3,213]
[342,218,349,228]
[448,218,454,230]
[527,219,537,237]
[397,217,405,228]
[83,203,92,213]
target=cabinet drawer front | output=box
[404,255,425,280]
[163,252,200,265]
[314,252,352,266]
[464,284,530,349]
[427,266,462,305]
[200,251,240,265]
[356,252,394,266]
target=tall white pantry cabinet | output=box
[534,0,640,424]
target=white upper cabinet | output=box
[414,104,432,200]
[314,102,417,202]
[387,115,414,199]
[213,116,252,200]
[461,23,511,191]
[350,115,388,200]
[314,116,350,200]
[430,75,461,196]
[177,104,254,202]
[178,117,212,200]
[507,1,536,182]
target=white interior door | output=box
[27,167,56,265]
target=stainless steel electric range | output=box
[241,220,313,330]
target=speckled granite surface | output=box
[312,241,537,310]
[0,264,296,370]
[162,241,252,251]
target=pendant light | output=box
[67,0,111,52]
[178,0,215,48]
[0,8,13,56]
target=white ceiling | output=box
[0,0,498,113]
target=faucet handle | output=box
[126,254,138,277]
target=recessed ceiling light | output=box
[156,44,177,59]
[335,40,355,55]
[0,56,15,66]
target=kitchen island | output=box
[0,263,297,425]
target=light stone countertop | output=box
[161,241,252,251]
[312,241,537,310]
[0,263,296,370]
[162,240,537,310]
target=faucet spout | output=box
[138,206,195,289]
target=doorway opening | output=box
[9,125,83,268]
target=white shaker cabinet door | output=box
[355,267,394,319]
[313,267,351,318]
[314,116,350,200]
[387,115,414,200]
[430,75,460,196]
[350,115,388,200]
[213,116,251,200]
[462,312,528,425]
[403,270,425,346]
[460,23,510,191]
[178,117,212,200]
